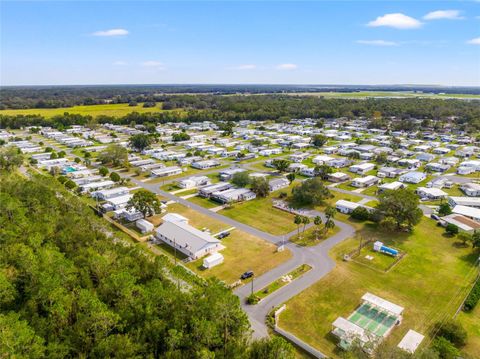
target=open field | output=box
[165,203,292,284]
[284,91,480,99]
[278,218,479,358]
[0,103,185,118]
[457,300,480,358]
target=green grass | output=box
[457,299,480,358]
[289,226,340,247]
[278,219,479,358]
[0,103,186,118]
[187,195,220,209]
[254,264,312,300]
[285,91,480,99]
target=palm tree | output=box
[301,216,310,235]
[313,216,322,240]
[294,215,302,238]
[324,206,336,234]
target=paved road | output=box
[125,174,355,338]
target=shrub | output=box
[247,294,260,305]
[445,223,459,236]
[463,278,480,312]
[64,180,77,190]
[432,337,460,359]
[99,166,109,177]
[351,206,370,221]
[435,320,467,347]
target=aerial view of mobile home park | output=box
[1,1,480,358]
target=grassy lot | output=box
[278,218,479,358]
[289,226,341,247]
[285,91,480,99]
[254,264,312,300]
[0,103,186,118]
[187,195,220,209]
[220,198,297,235]
[457,301,480,358]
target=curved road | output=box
[126,175,355,338]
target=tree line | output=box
[0,172,295,358]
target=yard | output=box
[164,203,292,285]
[278,218,479,358]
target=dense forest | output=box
[0,173,294,358]
[1,95,480,131]
[1,84,478,109]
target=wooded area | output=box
[0,173,294,358]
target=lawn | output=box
[289,225,341,247]
[0,103,186,118]
[220,196,297,235]
[278,219,479,358]
[165,203,292,285]
[254,264,312,301]
[187,195,220,209]
[457,301,480,358]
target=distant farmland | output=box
[0,103,184,118]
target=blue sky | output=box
[1,1,479,86]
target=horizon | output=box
[1,1,479,87]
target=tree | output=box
[324,206,336,234]
[172,132,191,142]
[129,134,152,152]
[110,172,121,182]
[64,180,77,190]
[99,166,109,177]
[127,190,162,218]
[294,215,302,238]
[231,171,250,187]
[248,336,294,359]
[379,216,398,232]
[313,216,322,240]
[435,320,467,347]
[286,173,295,184]
[375,152,388,164]
[311,134,328,147]
[291,178,332,206]
[314,164,333,180]
[272,159,290,173]
[351,206,370,221]
[432,337,460,359]
[445,223,459,236]
[375,189,422,231]
[301,216,310,234]
[0,147,23,171]
[470,230,480,248]
[457,232,471,246]
[98,144,128,167]
[251,177,270,198]
[438,203,452,216]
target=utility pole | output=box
[251,274,254,296]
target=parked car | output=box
[218,231,230,239]
[241,271,254,280]
[430,214,440,221]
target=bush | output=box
[438,202,452,216]
[351,206,370,221]
[435,320,467,347]
[247,294,260,305]
[445,223,459,236]
[432,337,460,359]
[463,278,480,312]
[99,166,109,177]
[110,172,121,182]
[64,180,77,190]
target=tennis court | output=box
[347,303,398,338]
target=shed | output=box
[203,252,224,269]
[136,219,154,234]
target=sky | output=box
[1,1,479,86]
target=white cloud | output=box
[356,40,399,46]
[140,61,165,69]
[112,61,127,66]
[367,13,422,29]
[423,10,464,20]
[231,64,257,70]
[467,37,480,45]
[276,63,298,70]
[92,28,129,37]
